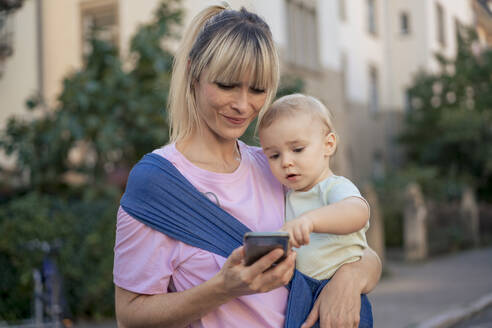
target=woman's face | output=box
[194,70,268,142]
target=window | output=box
[372,150,384,180]
[404,89,412,113]
[400,12,410,35]
[436,3,446,47]
[286,0,319,69]
[341,52,348,103]
[454,17,465,40]
[0,10,14,77]
[339,0,346,22]
[80,0,119,56]
[367,0,377,36]
[368,65,379,114]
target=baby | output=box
[258,93,370,280]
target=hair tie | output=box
[219,1,231,10]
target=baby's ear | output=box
[324,132,337,157]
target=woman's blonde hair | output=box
[168,4,279,142]
[259,93,337,138]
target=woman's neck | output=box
[176,133,241,173]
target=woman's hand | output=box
[301,265,362,328]
[216,246,296,297]
[301,248,381,328]
[115,246,296,328]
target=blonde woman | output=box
[114,4,381,328]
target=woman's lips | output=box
[224,115,247,125]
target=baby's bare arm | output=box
[281,197,369,247]
[306,196,369,234]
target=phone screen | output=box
[243,232,290,266]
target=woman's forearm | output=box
[116,247,295,328]
[301,247,381,327]
[335,246,382,294]
[115,275,233,328]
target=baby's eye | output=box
[293,147,304,153]
[269,153,280,160]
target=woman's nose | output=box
[232,88,249,112]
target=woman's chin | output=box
[218,127,250,141]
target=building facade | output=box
[0,0,483,183]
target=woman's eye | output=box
[216,82,234,90]
[293,147,304,153]
[250,87,266,94]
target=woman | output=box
[114,4,381,328]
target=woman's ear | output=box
[324,132,337,157]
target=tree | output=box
[400,28,492,201]
[0,0,306,321]
[0,0,182,321]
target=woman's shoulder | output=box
[239,141,268,166]
[152,143,177,160]
[239,141,281,189]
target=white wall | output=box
[119,0,161,56]
[339,0,385,105]
[42,0,82,107]
[0,1,38,123]
[385,0,428,109]
[384,0,473,110]
[318,0,341,71]
[426,0,474,72]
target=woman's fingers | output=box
[220,246,295,297]
[228,246,244,266]
[248,248,284,274]
[249,249,295,292]
[301,298,320,328]
[314,272,362,328]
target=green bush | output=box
[374,165,456,248]
[0,188,119,321]
[400,28,492,202]
[0,0,182,322]
[378,28,492,251]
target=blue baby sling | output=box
[120,153,373,328]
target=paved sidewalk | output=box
[370,247,492,328]
[71,247,492,328]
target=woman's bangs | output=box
[207,35,274,91]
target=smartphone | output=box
[243,231,290,266]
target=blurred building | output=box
[0,0,485,183]
[474,0,492,46]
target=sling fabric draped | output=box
[120,153,372,328]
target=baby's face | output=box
[259,112,335,191]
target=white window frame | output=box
[285,0,320,70]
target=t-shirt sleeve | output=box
[323,177,370,211]
[113,206,178,295]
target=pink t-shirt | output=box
[113,141,288,327]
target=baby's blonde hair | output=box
[168,5,279,142]
[259,93,337,138]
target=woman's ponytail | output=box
[168,5,227,142]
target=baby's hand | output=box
[280,215,314,248]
